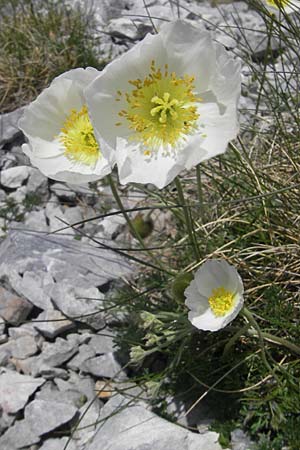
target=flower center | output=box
[59,105,100,166]
[116,60,200,155]
[208,287,235,317]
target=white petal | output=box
[209,44,241,106]
[23,143,112,184]
[194,260,243,298]
[115,138,184,189]
[85,32,166,148]
[19,79,84,140]
[159,20,217,93]
[53,67,100,91]
[184,280,209,315]
[188,293,244,332]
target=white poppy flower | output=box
[184,259,244,332]
[265,0,300,14]
[85,20,241,189]
[19,68,115,185]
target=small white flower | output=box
[85,20,241,189]
[265,0,300,14]
[19,68,115,185]
[184,259,244,332]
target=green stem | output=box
[242,307,281,384]
[107,174,174,275]
[175,177,200,261]
[247,329,300,357]
[222,323,250,358]
[196,164,205,221]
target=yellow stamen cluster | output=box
[208,287,235,317]
[59,105,100,166]
[116,60,200,155]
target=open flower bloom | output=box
[85,20,241,189]
[184,259,244,332]
[265,0,300,14]
[19,68,115,184]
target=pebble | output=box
[0,370,45,414]
[0,165,30,189]
[0,286,33,325]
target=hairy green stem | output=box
[175,177,200,261]
[107,174,174,275]
[242,307,282,384]
[196,164,205,221]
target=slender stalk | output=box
[175,177,200,261]
[107,174,174,275]
[247,328,300,357]
[242,307,282,384]
[196,164,205,220]
[222,323,251,358]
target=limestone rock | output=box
[39,437,78,450]
[10,334,38,359]
[0,370,45,414]
[0,107,24,148]
[0,286,33,325]
[0,230,132,289]
[85,394,225,450]
[24,399,78,436]
[81,352,127,380]
[0,419,40,449]
[34,309,75,338]
[0,165,30,189]
[50,283,106,329]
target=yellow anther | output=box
[117,60,200,155]
[208,287,235,317]
[59,105,100,166]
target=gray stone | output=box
[18,270,54,310]
[39,437,78,450]
[0,107,24,148]
[55,373,96,402]
[36,381,87,409]
[0,165,30,189]
[0,230,132,289]
[7,185,27,209]
[72,399,103,448]
[106,17,141,40]
[0,345,11,366]
[89,330,115,354]
[24,399,78,436]
[82,352,127,380]
[9,145,30,166]
[85,394,225,450]
[38,366,69,380]
[0,410,16,436]
[34,309,74,338]
[63,206,83,228]
[50,182,77,201]
[0,316,5,334]
[0,286,33,325]
[0,419,40,449]
[10,334,38,359]
[45,201,75,236]
[50,283,106,329]
[24,209,49,232]
[38,337,79,368]
[0,152,17,170]
[26,167,48,197]
[98,210,126,239]
[67,343,96,371]
[0,370,45,414]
